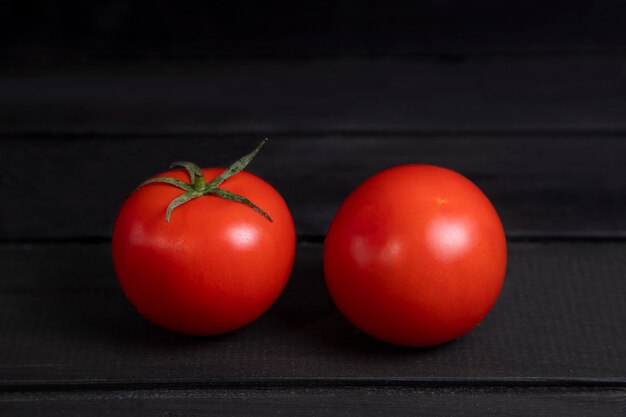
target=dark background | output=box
[1,2,625,416]
[2,0,626,240]
[4,0,626,59]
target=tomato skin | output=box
[112,168,295,336]
[324,165,506,347]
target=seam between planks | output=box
[4,130,626,140]
[1,377,626,394]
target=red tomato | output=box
[112,145,295,336]
[324,165,506,346]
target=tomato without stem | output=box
[324,165,507,347]
[112,142,295,336]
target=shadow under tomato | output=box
[260,244,454,356]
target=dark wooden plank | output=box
[2,136,625,239]
[3,1,626,59]
[3,57,626,134]
[1,387,624,417]
[1,241,624,387]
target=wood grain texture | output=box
[1,387,624,417]
[3,4,626,413]
[2,136,625,239]
[3,1,626,59]
[1,242,624,387]
[3,58,626,134]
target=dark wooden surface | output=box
[3,135,626,240]
[2,2,626,415]
[0,241,625,416]
[1,387,624,417]
[1,241,626,386]
[4,57,626,134]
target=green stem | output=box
[136,139,273,223]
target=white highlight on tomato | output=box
[427,218,471,261]
[227,224,259,249]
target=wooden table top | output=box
[1,4,626,414]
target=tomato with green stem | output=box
[324,165,507,347]
[112,140,295,336]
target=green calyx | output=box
[137,139,273,223]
